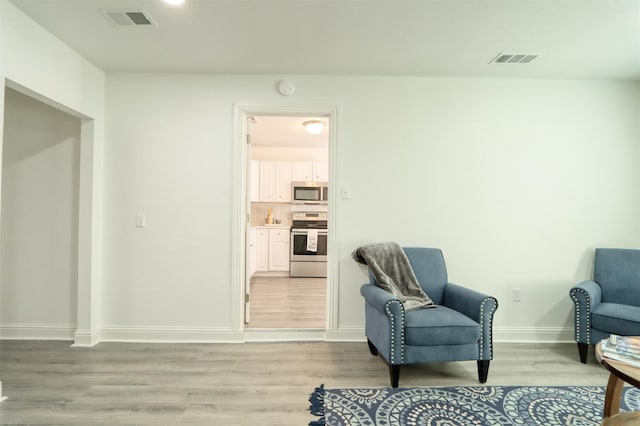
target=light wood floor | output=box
[246,276,326,329]
[0,340,611,425]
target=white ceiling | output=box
[250,116,329,148]
[8,0,640,81]
[9,0,639,147]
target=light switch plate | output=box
[135,214,146,227]
[512,288,521,302]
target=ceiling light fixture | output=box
[164,0,185,5]
[303,120,326,135]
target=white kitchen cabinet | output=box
[292,161,328,182]
[259,161,276,202]
[268,228,290,271]
[259,161,291,203]
[292,162,313,181]
[252,227,289,273]
[248,228,257,276]
[250,160,260,202]
[255,228,269,272]
[275,162,292,202]
[313,161,329,182]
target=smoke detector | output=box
[100,9,157,27]
[490,53,539,64]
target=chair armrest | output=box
[443,282,498,360]
[569,280,602,344]
[443,282,497,322]
[360,283,406,364]
[360,283,399,312]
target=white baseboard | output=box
[321,327,576,344]
[0,324,576,344]
[99,326,244,343]
[493,327,574,343]
[72,329,102,347]
[326,327,366,342]
[244,329,326,342]
[304,327,576,344]
[0,323,74,341]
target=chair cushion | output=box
[403,247,447,304]
[404,305,480,346]
[592,303,640,336]
[594,248,640,307]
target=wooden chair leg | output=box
[367,339,378,356]
[578,342,588,364]
[477,360,490,383]
[389,365,400,388]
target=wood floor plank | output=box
[247,276,326,329]
[0,340,611,425]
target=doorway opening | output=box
[1,87,81,335]
[242,112,332,330]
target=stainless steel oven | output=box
[290,212,328,278]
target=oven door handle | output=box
[291,229,328,234]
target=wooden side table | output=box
[601,411,640,425]
[595,341,640,424]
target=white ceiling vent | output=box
[490,53,539,64]
[100,9,157,27]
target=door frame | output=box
[231,105,338,336]
[2,79,100,346]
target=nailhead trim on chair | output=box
[480,297,498,360]
[569,288,591,344]
[385,300,405,364]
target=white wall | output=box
[104,73,640,341]
[1,88,81,333]
[2,1,639,343]
[0,3,105,119]
[0,2,106,344]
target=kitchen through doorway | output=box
[245,114,329,329]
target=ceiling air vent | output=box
[100,9,157,27]
[490,53,539,64]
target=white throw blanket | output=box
[352,242,435,310]
[307,230,318,252]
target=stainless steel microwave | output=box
[291,181,328,204]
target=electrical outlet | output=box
[512,288,521,302]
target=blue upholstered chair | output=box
[359,247,499,388]
[569,248,640,363]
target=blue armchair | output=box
[359,247,498,388]
[569,248,640,363]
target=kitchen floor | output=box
[246,276,326,328]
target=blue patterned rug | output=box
[308,384,640,425]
